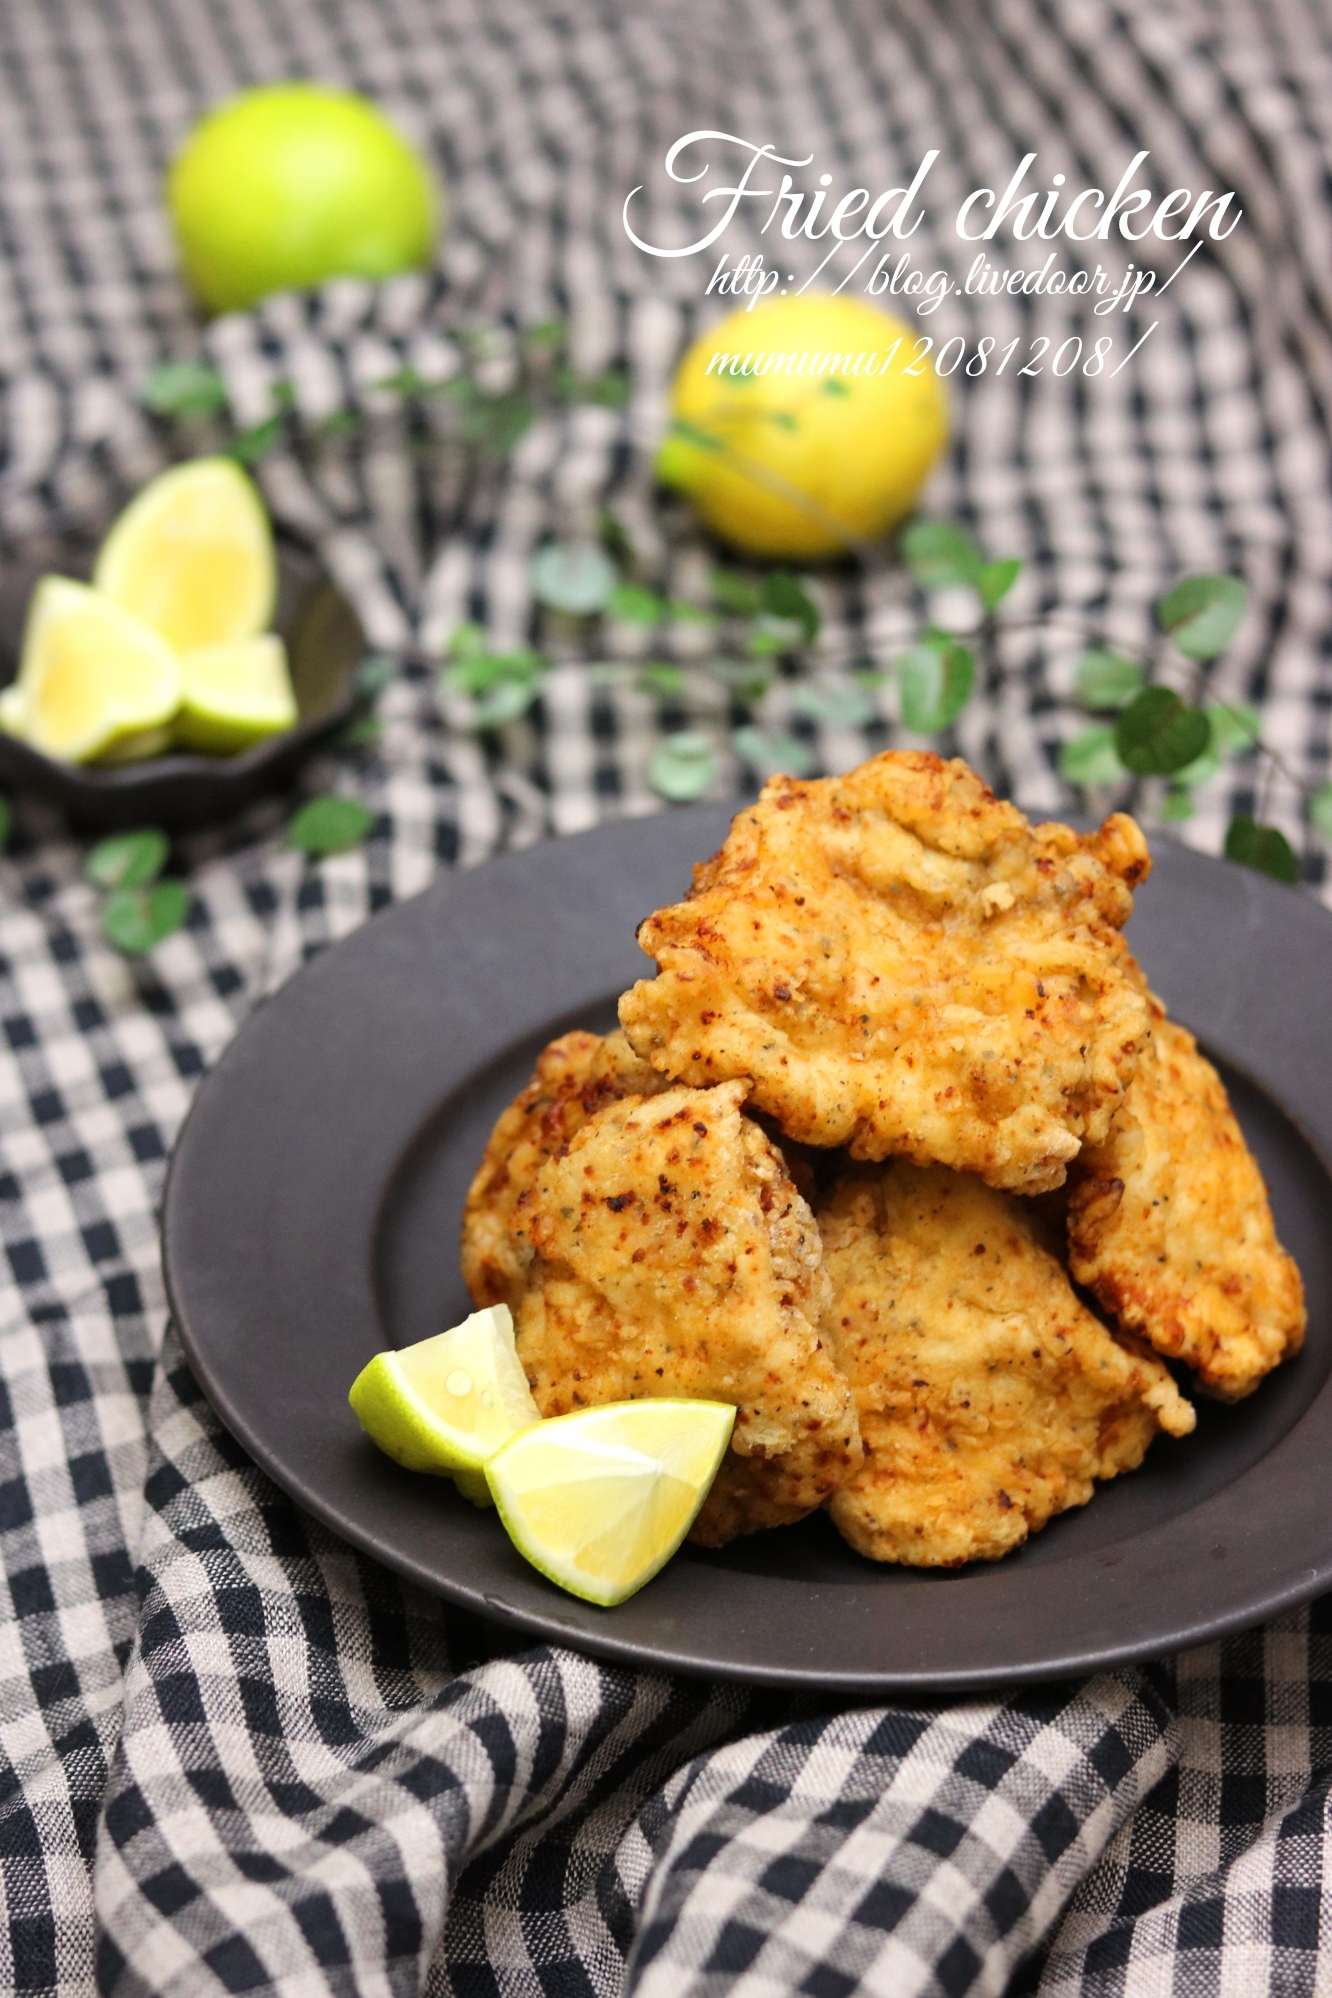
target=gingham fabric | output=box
[1,0,1332,1993]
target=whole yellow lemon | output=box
[657,294,948,561]
[168,84,440,315]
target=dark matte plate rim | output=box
[161,807,1332,1692]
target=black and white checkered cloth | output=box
[2,0,1332,1991]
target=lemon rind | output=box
[484,1399,736,1607]
[18,577,183,764]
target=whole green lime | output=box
[168,83,440,314]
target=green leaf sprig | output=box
[288,796,374,856]
[140,322,634,471]
[86,830,191,954]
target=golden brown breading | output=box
[816,1163,1195,1567]
[517,1079,862,1545]
[619,751,1152,1195]
[460,1029,667,1311]
[1067,1001,1305,1400]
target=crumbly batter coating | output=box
[517,1079,862,1545]
[816,1162,1195,1567]
[619,752,1152,1194]
[460,1029,667,1311]
[1067,1000,1305,1400]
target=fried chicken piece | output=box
[619,751,1151,1195]
[461,1029,668,1311]
[1067,1000,1305,1400]
[517,1079,862,1545]
[816,1163,1195,1567]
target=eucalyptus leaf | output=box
[1206,701,1262,754]
[901,520,983,591]
[374,367,433,394]
[598,509,637,569]
[821,377,851,398]
[638,663,687,697]
[1311,782,1332,843]
[607,584,666,624]
[553,366,629,408]
[524,320,566,351]
[86,828,168,891]
[341,714,383,746]
[1058,725,1125,787]
[1075,650,1145,711]
[1157,574,1248,659]
[1114,687,1210,775]
[649,732,715,802]
[978,558,1021,612]
[1158,787,1196,822]
[790,683,875,728]
[747,616,806,656]
[448,623,489,658]
[708,659,772,703]
[318,410,360,436]
[142,360,230,418]
[0,795,10,848]
[288,796,374,856]
[228,416,285,464]
[760,572,820,641]
[711,570,763,616]
[103,879,190,954]
[269,379,297,411]
[1171,744,1221,788]
[465,679,540,728]
[531,542,618,615]
[355,654,395,700]
[731,726,815,779]
[1224,813,1299,885]
[444,649,544,698]
[898,640,975,733]
[462,391,533,452]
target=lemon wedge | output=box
[17,578,182,764]
[93,457,276,653]
[175,633,298,754]
[348,1304,540,1507]
[485,1399,736,1606]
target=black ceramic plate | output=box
[162,807,1332,1693]
[0,529,364,831]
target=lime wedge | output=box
[485,1399,736,1605]
[93,457,276,653]
[17,578,182,764]
[175,634,298,754]
[348,1304,540,1506]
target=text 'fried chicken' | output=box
[1067,1002,1305,1400]
[620,751,1151,1194]
[816,1162,1194,1567]
[517,1079,862,1545]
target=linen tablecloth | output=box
[2,1,1332,1991]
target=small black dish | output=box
[0,527,365,831]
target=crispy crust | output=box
[619,751,1151,1194]
[1067,1000,1305,1400]
[517,1079,862,1545]
[460,1029,667,1311]
[816,1162,1194,1567]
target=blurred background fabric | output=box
[0,2,1331,1994]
